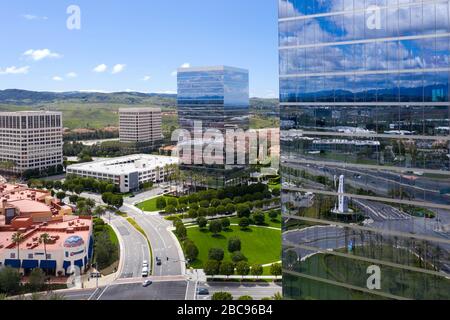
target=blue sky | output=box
[0,0,279,98]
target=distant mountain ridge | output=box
[0,89,177,106]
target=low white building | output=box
[66,154,179,193]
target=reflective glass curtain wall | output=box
[279,0,450,300]
[177,66,250,187]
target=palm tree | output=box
[11,232,24,262]
[39,233,51,265]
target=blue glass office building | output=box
[177,66,250,187]
[279,0,450,299]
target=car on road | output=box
[142,280,152,287]
[142,267,149,277]
[142,260,149,268]
[197,288,209,295]
[156,257,162,266]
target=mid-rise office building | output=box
[66,154,178,193]
[177,66,250,188]
[0,111,63,175]
[119,108,162,146]
[279,0,450,299]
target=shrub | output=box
[239,217,250,229]
[156,197,167,210]
[219,261,235,276]
[236,204,250,218]
[228,237,241,253]
[251,264,263,277]
[197,216,207,229]
[270,263,282,276]
[225,203,235,215]
[167,197,178,207]
[221,218,231,229]
[188,208,198,219]
[212,292,233,301]
[269,210,278,221]
[238,295,253,300]
[204,260,220,276]
[236,261,250,277]
[208,248,225,261]
[199,200,210,208]
[231,251,247,263]
[252,211,265,225]
[185,242,199,261]
[216,205,226,215]
[211,199,221,207]
[198,207,208,217]
[207,207,217,216]
[209,220,222,235]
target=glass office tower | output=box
[279,0,450,299]
[177,66,250,188]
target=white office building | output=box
[0,111,63,174]
[66,154,179,193]
[119,108,162,145]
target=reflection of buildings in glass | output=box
[331,175,350,214]
[279,0,450,300]
[177,66,250,188]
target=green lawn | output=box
[136,196,173,212]
[186,225,281,269]
[105,225,118,246]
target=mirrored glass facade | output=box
[279,0,450,299]
[177,66,250,188]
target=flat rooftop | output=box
[67,154,179,175]
[177,65,248,73]
[0,216,92,252]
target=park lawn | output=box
[105,225,118,246]
[186,225,281,269]
[136,196,174,212]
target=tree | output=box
[198,207,207,217]
[209,220,222,236]
[57,190,68,202]
[165,205,176,215]
[167,197,178,207]
[207,207,217,216]
[28,269,46,292]
[236,204,251,218]
[268,210,278,221]
[197,216,207,229]
[219,261,235,277]
[199,200,210,208]
[39,233,51,269]
[94,231,118,269]
[156,197,167,210]
[251,264,263,278]
[228,237,241,253]
[212,292,233,301]
[239,217,250,229]
[93,206,106,217]
[208,248,225,261]
[0,267,21,295]
[69,194,79,204]
[238,295,253,300]
[225,203,235,215]
[211,199,221,207]
[221,218,231,230]
[216,205,226,215]
[252,211,265,225]
[204,260,220,276]
[175,223,187,240]
[272,292,283,300]
[236,261,250,277]
[185,242,199,262]
[11,232,24,262]
[270,263,282,277]
[231,251,247,263]
[188,208,198,219]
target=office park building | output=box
[177,66,250,188]
[0,111,63,175]
[119,108,162,147]
[279,0,450,299]
[66,154,178,193]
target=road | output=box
[195,282,282,300]
[108,213,151,278]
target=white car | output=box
[141,267,149,277]
[142,260,149,267]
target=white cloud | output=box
[171,63,191,76]
[23,49,61,61]
[22,14,48,21]
[66,72,78,78]
[142,75,151,81]
[52,76,63,81]
[93,64,107,73]
[0,66,30,75]
[112,64,126,74]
